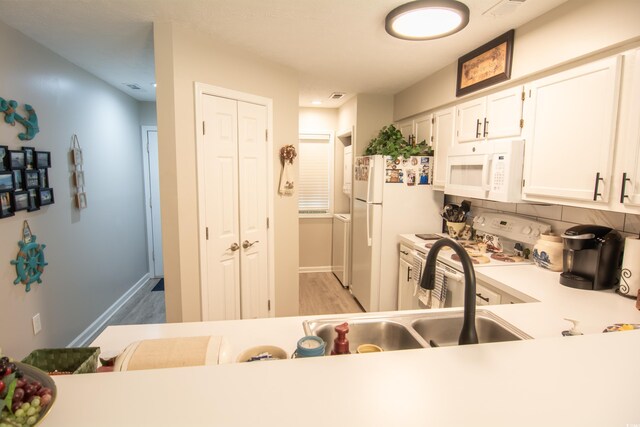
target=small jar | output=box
[533,234,563,272]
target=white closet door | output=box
[237,101,269,319]
[203,95,241,321]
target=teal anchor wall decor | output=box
[0,97,39,141]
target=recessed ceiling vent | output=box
[329,92,346,100]
[483,0,526,17]
[124,83,142,90]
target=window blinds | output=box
[298,136,331,213]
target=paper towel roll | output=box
[620,237,640,298]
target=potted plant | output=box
[364,124,433,159]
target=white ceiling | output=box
[0,0,567,107]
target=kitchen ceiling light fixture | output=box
[385,0,470,41]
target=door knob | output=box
[228,243,240,252]
[242,240,259,249]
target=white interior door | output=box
[237,101,269,319]
[142,127,164,278]
[201,94,270,321]
[203,95,241,321]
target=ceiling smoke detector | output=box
[329,92,345,100]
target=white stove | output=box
[398,213,550,310]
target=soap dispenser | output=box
[561,318,583,336]
[331,322,350,355]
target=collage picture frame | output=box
[0,145,54,219]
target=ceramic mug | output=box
[446,221,466,239]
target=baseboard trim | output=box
[299,266,333,273]
[68,273,151,348]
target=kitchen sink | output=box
[302,310,531,353]
[304,318,424,354]
[411,311,531,347]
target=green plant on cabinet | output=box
[364,124,433,160]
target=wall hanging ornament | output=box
[70,134,87,209]
[0,97,39,141]
[278,144,296,196]
[10,220,48,292]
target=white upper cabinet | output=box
[432,107,456,190]
[397,120,414,142]
[455,86,524,145]
[414,113,433,146]
[614,48,640,210]
[343,144,352,196]
[456,97,486,143]
[522,55,622,204]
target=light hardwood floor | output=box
[299,272,364,316]
[85,278,166,344]
[86,273,358,345]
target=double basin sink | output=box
[303,309,532,354]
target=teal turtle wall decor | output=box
[0,97,39,141]
[10,221,47,292]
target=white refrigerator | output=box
[351,155,444,312]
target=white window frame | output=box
[298,131,334,218]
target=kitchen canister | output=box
[619,237,640,299]
[533,233,563,272]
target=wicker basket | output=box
[22,347,100,375]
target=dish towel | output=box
[278,162,294,196]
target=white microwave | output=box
[444,140,525,202]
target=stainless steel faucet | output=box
[420,238,479,345]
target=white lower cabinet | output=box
[522,55,622,205]
[397,245,420,311]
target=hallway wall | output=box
[0,21,148,359]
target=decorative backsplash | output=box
[445,195,640,238]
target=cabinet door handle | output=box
[476,293,490,302]
[475,119,482,138]
[407,266,412,282]
[593,172,604,201]
[483,118,489,137]
[400,250,409,255]
[620,172,631,204]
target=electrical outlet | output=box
[32,313,41,335]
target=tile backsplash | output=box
[445,195,640,238]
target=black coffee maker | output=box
[559,225,623,290]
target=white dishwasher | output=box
[332,213,351,288]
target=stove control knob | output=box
[476,216,485,225]
[522,226,532,235]
[532,228,541,237]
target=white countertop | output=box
[41,235,640,427]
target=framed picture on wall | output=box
[456,29,515,97]
[24,170,39,189]
[35,151,51,169]
[74,171,85,188]
[38,169,48,188]
[13,191,29,212]
[76,192,87,210]
[0,146,8,171]
[27,188,39,212]
[13,170,24,191]
[22,147,35,169]
[0,172,14,191]
[38,188,54,206]
[72,147,83,166]
[9,150,26,170]
[0,191,14,218]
